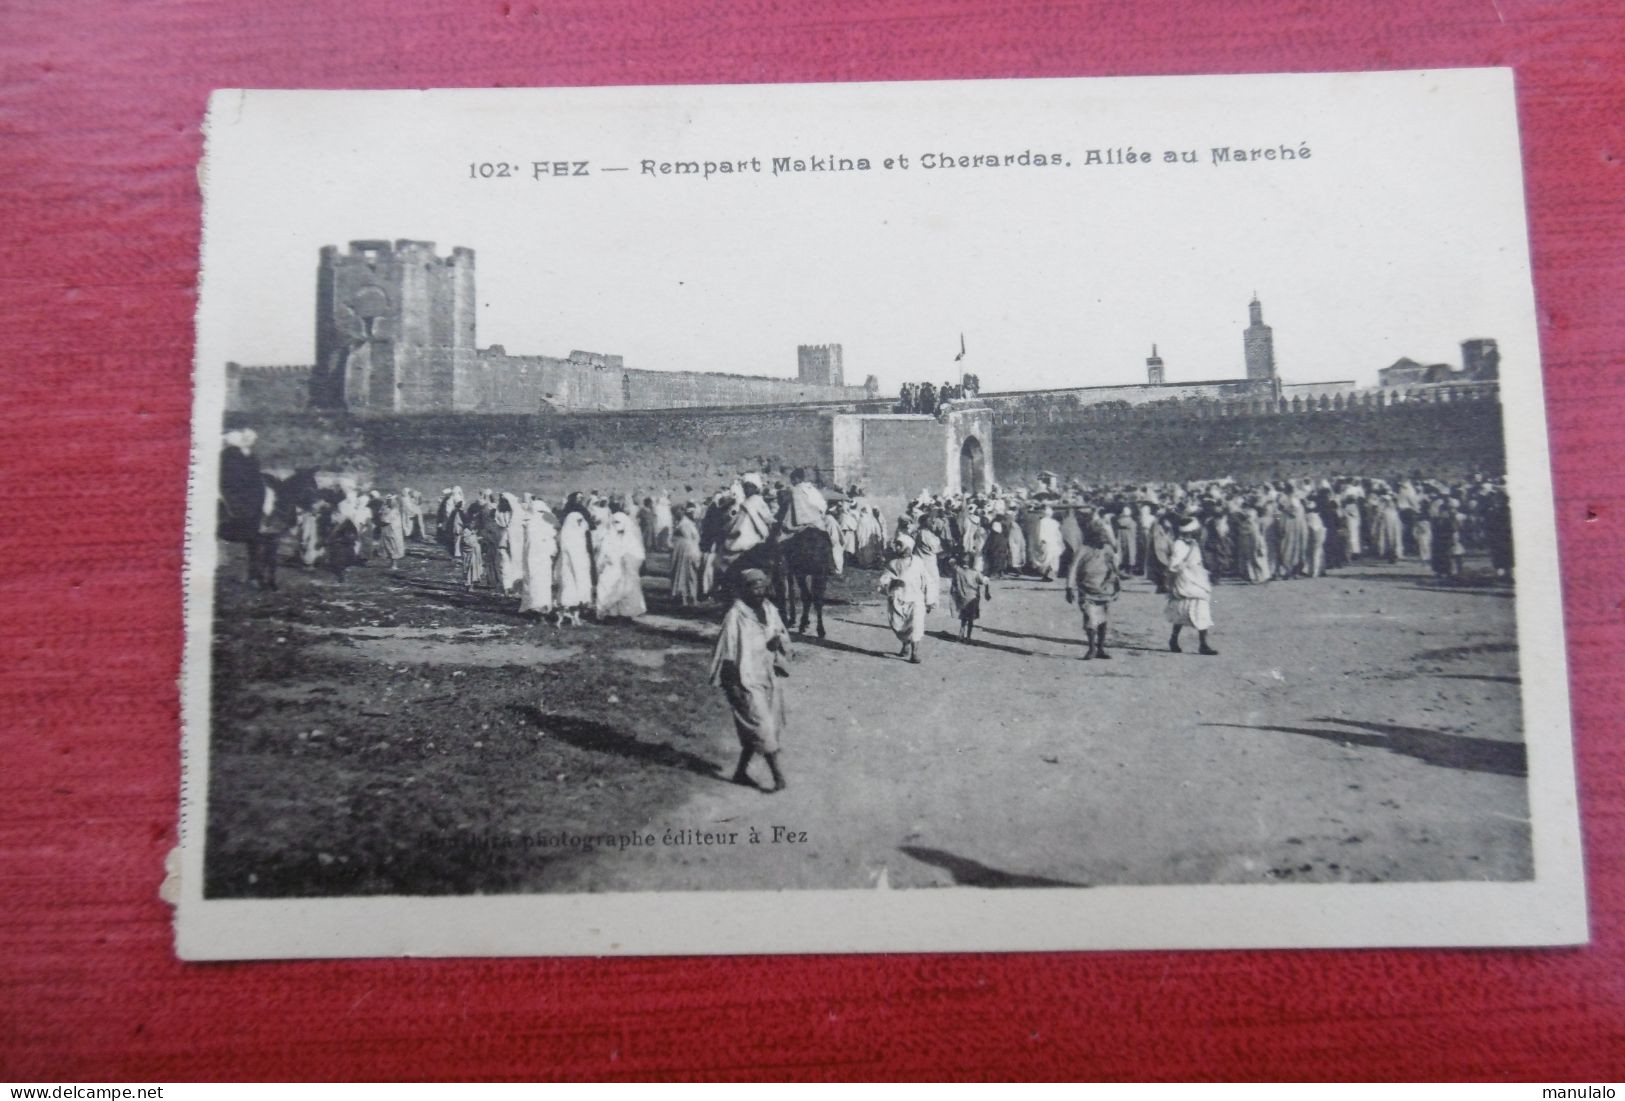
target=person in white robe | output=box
[822,507,845,576]
[1343,496,1364,559]
[1035,505,1064,580]
[723,475,776,568]
[378,496,407,569]
[1305,505,1327,578]
[652,491,674,552]
[837,503,859,558]
[1165,518,1218,655]
[669,504,704,605]
[915,528,944,607]
[296,505,323,567]
[596,512,647,619]
[1007,509,1028,571]
[439,487,464,558]
[554,510,593,622]
[776,468,827,534]
[592,514,623,618]
[709,568,792,792]
[854,505,884,568]
[519,499,557,615]
[496,492,525,594]
[880,534,933,664]
[962,513,987,572]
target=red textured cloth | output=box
[3,0,1623,1081]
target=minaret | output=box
[1243,294,1276,381]
[1146,343,1165,385]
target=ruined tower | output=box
[797,343,844,387]
[311,240,476,413]
[1243,295,1276,382]
[1146,343,1165,385]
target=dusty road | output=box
[206,543,1529,896]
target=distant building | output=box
[1378,357,1455,388]
[284,240,876,415]
[1461,338,1501,381]
[1145,344,1165,385]
[311,239,476,413]
[1243,296,1277,382]
[797,343,844,387]
[1378,339,1500,388]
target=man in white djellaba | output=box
[710,568,793,793]
[1165,517,1219,656]
[880,533,935,665]
[518,498,557,617]
[1035,504,1064,581]
[554,505,594,626]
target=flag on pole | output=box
[954,332,966,362]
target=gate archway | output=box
[960,435,987,494]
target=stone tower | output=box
[1146,343,1165,385]
[1243,295,1276,382]
[311,240,476,413]
[1461,338,1500,381]
[797,343,844,387]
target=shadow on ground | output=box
[1202,716,1526,778]
[512,706,727,783]
[900,845,1086,888]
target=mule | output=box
[778,526,832,638]
[716,526,833,638]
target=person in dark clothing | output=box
[983,518,1012,577]
[217,429,264,543]
[1484,490,1515,580]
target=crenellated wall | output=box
[225,383,1504,507]
[230,407,848,501]
[991,384,1504,484]
[459,347,874,412]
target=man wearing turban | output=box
[709,568,793,792]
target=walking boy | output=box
[1065,526,1121,659]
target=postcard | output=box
[177,69,1586,958]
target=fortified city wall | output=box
[227,404,888,502]
[463,348,874,412]
[986,383,1505,484]
[229,383,1504,510]
[225,363,314,413]
[227,354,873,415]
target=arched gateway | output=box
[960,435,987,494]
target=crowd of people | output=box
[221,428,1514,794]
[893,374,981,415]
[245,445,1514,659]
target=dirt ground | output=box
[204,537,1530,897]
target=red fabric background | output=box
[3,0,1622,1081]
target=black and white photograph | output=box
[178,71,1585,958]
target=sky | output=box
[197,71,1540,395]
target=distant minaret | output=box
[1146,343,1165,385]
[1243,294,1276,381]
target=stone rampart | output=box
[459,349,873,412]
[228,407,849,501]
[225,363,314,413]
[224,383,1505,507]
[991,384,1505,484]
